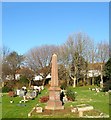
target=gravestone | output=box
[19,90,25,97]
[71,104,94,117]
[21,96,28,103]
[36,107,43,113]
[45,54,64,110]
[16,89,20,96]
[30,91,37,98]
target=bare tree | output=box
[72,32,92,86]
[88,41,97,85]
[2,46,10,59]
[97,41,109,63]
[25,45,59,85]
[58,32,92,87]
[58,37,75,86]
[0,46,2,83]
[25,45,58,70]
[96,41,109,87]
[1,46,11,81]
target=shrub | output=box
[40,96,49,103]
[78,80,84,86]
[94,76,101,86]
[60,82,67,90]
[66,87,76,101]
[109,92,111,105]
[7,81,14,88]
[19,76,29,84]
[102,80,111,92]
[2,86,12,93]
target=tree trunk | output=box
[73,77,76,87]
[83,77,86,86]
[92,77,94,85]
[13,74,16,80]
[67,78,69,86]
[70,75,76,88]
[42,79,46,86]
[29,80,31,88]
[100,65,103,88]
[76,78,78,86]
[92,71,95,85]
[66,71,69,86]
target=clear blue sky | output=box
[2,2,109,55]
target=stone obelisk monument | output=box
[45,54,64,110]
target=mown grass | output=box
[64,85,109,115]
[2,85,109,118]
[2,88,48,118]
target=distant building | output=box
[6,75,13,80]
[15,74,20,80]
[87,70,101,78]
[33,75,43,81]
[46,73,51,79]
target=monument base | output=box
[45,86,64,110]
[45,100,64,110]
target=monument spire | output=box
[45,53,64,110]
[51,54,58,87]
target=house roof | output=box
[88,62,104,70]
[46,73,51,79]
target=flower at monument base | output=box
[40,95,49,103]
[8,91,15,97]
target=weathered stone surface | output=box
[36,107,43,113]
[77,105,94,117]
[28,107,35,117]
[51,54,58,87]
[77,106,93,112]
[71,107,78,112]
[45,54,64,110]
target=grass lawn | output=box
[64,85,109,115]
[2,88,48,118]
[2,85,109,118]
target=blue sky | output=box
[2,2,109,54]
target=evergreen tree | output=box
[102,58,111,91]
[104,58,111,80]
